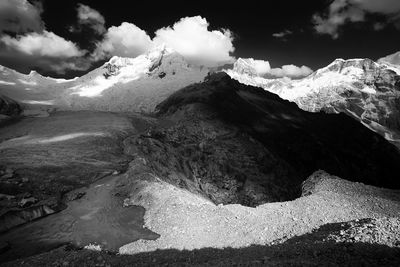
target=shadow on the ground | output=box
[2,219,400,266]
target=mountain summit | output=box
[0,46,209,114]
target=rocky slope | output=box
[119,169,400,255]
[1,73,400,266]
[122,73,400,207]
[6,171,400,267]
[227,57,400,146]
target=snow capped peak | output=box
[69,45,196,97]
[309,58,386,82]
[28,70,38,76]
[103,45,176,69]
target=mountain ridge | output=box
[227,56,400,147]
[0,46,208,114]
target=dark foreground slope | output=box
[125,73,400,206]
[0,95,21,124]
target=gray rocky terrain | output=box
[0,70,399,267]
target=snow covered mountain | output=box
[59,45,208,113]
[227,57,400,146]
[0,45,208,114]
[0,65,71,103]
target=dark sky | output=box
[1,0,400,77]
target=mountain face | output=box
[227,57,400,146]
[0,46,208,114]
[123,72,400,206]
[56,46,208,113]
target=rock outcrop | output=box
[0,95,21,124]
[0,95,21,117]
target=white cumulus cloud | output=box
[0,31,85,58]
[251,59,271,75]
[93,22,153,59]
[237,58,271,75]
[153,16,235,66]
[94,16,235,66]
[237,58,313,78]
[0,0,90,74]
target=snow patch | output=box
[361,87,376,94]
[20,100,55,105]
[18,79,37,86]
[0,132,106,148]
[0,80,15,85]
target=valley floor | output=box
[3,171,400,266]
[0,111,400,266]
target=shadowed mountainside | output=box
[0,95,21,124]
[123,72,400,206]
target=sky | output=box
[0,0,400,78]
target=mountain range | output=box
[0,45,208,116]
[1,46,400,264]
[2,46,399,148]
[227,56,400,147]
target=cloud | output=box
[0,31,85,57]
[272,30,293,39]
[250,59,271,75]
[313,0,400,38]
[93,22,153,59]
[74,3,106,34]
[237,58,271,75]
[354,0,400,13]
[95,16,235,66]
[269,65,313,78]
[313,0,365,39]
[0,0,44,34]
[237,58,313,78]
[153,16,235,66]
[0,31,88,74]
[0,1,92,74]
[0,46,90,74]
